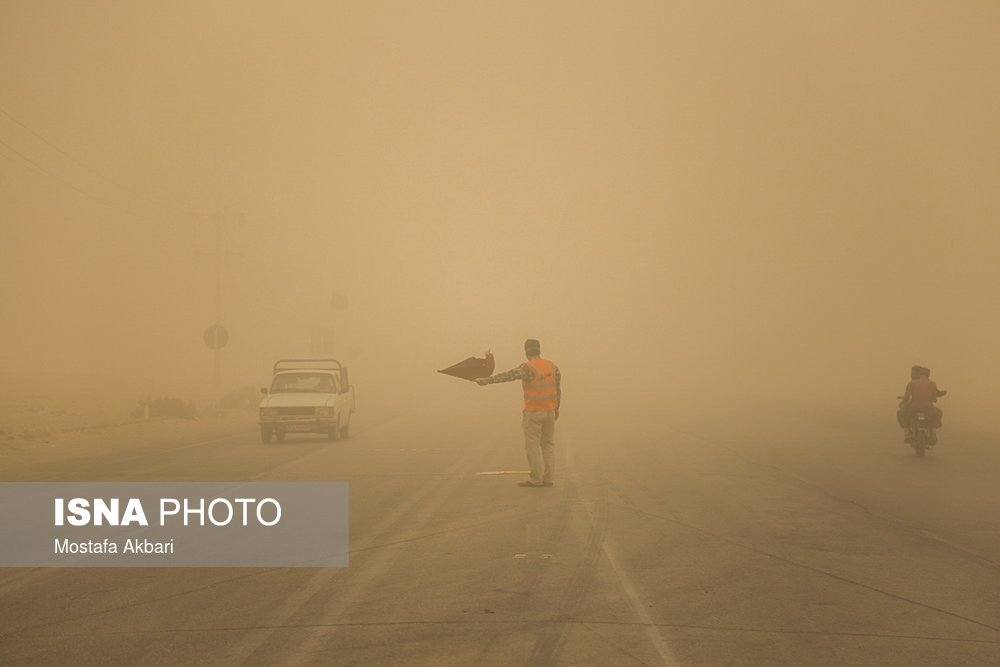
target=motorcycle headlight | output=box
[315,407,330,416]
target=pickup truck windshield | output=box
[270,372,337,394]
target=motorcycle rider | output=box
[897,366,946,443]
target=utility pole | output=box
[214,211,222,391]
[202,210,230,409]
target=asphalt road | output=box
[1,397,999,666]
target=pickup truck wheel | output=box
[327,417,341,441]
[260,428,273,443]
[275,431,286,442]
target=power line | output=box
[0,135,103,202]
[0,105,136,195]
[0,103,199,223]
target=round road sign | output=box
[204,324,229,349]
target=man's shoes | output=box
[542,482,554,487]
[518,481,542,488]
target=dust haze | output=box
[2,2,998,432]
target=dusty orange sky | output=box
[1,2,998,420]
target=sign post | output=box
[204,324,229,391]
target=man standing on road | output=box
[476,339,561,488]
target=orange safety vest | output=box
[523,359,558,411]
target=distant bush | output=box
[219,385,261,410]
[131,397,198,420]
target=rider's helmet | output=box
[910,365,923,380]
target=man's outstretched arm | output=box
[475,364,531,386]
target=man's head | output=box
[524,339,541,358]
[911,365,930,380]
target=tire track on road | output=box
[607,427,1000,638]
[529,432,680,666]
[664,425,1000,571]
[226,433,509,664]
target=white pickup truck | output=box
[258,359,355,443]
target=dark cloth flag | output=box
[438,351,495,381]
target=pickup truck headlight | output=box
[260,408,278,417]
[315,407,330,416]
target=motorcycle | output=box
[897,391,946,457]
[908,409,936,457]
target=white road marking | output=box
[601,539,681,666]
